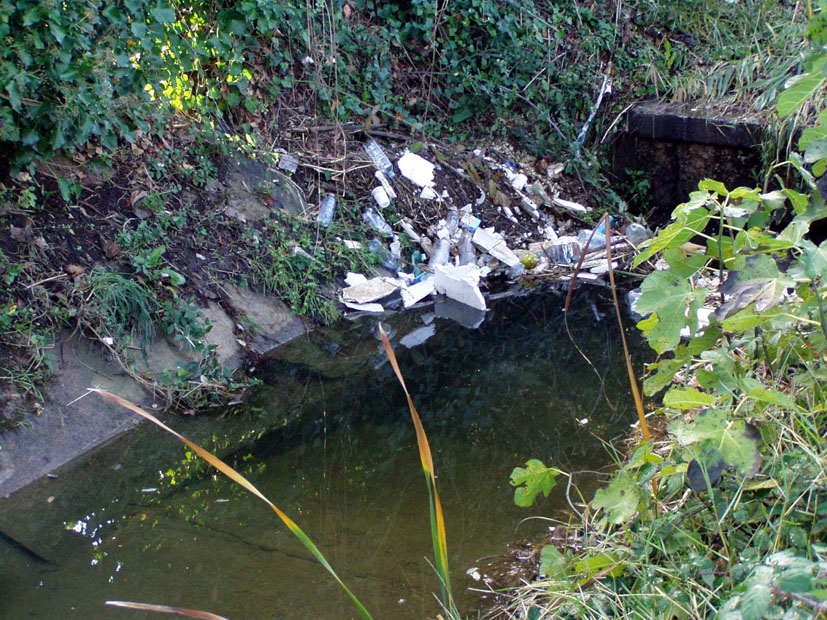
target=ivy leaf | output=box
[635,270,709,354]
[510,459,560,508]
[715,255,791,320]
[592,470,642,525]
[663,387,717,410]
[151,6,177,24]
[669,409,761,478]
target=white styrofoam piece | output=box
[434,264,486,311]
[471,227,520,267]
[400,277,436,308]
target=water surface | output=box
[0,291,644,619]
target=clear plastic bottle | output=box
[317,194,336,228]
[363,207,393,236]
[578,229,606,253]
[545,241,582,264]
[457,230,476,265]
[368,238,400,271]
[428,238,450,269]
[625,222,648,246]
[374,170,397,200]
[444,208,460,236]
[364,140,395,178]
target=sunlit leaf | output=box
[778,65,825,117]
[636,270,709,354]
[510,459,560,507]
[633,205,711,266]
[663,387,717,410]
[592,470,642,525]
[669,408,761,478]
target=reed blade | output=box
[105,600,229,619]
[92,389,373,620]
[378,326,458,617]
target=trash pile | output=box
[286,137,651,316]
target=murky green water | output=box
[0,291,645,619]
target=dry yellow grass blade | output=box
[378,326,457,616]
[91,389,373,620]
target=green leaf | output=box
[538,545,568,579]
[592,470,642,525]
[57,177,72,203]
[715,255,792,320]
[510,459,560,508]
[633,205,710,266]
[643,345,690,395]
[451,107,472,123]
[804,138,827,164]
[159,268,186,286]
[799,108,827,150]
[721,306,784,331]
[573,552,625,579]
[698,178,728,196]
[663,387,717,410]
[636,270,709,354]
[151,6,176,24]
[668,408,761,478]
[778,67,826,118]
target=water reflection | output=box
[0,291,646,619]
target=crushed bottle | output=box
[625,222,648,246]
[457,230,476,266]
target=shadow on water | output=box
[0,290,649,619]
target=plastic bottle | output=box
[317,194,336,228]
[368,238,400,271]
[278,154,298,174]
[371,186,391,209]
[578,229,606,253]
[444,208,460,236]
[457,230,476,266]
[362,207,393,236]
[625,222,648,246]
[545,241,582,264]
[428,238,450,269]
[374,170,397,200]
[364,140,395,178]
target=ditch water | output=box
[0,290,646,619]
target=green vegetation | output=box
[504,12,827,617]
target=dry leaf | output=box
[64,264,85,282]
